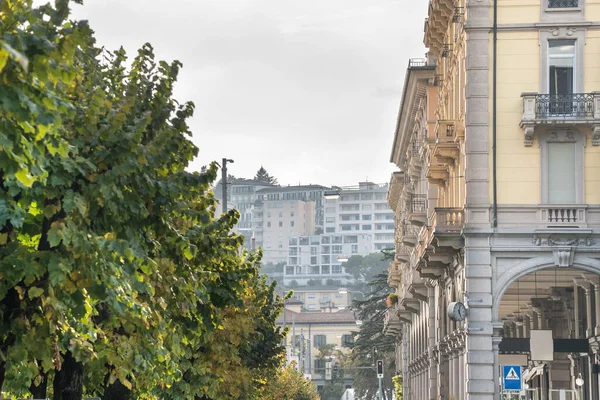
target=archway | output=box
[495,264,600,400]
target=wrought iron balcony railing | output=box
[535,93,593,118]
[520,92,600,146]
[548,0,578,8]
[410,194,427,214]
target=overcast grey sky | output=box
[70,0,427,187]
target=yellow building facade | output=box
[387,0,600,399]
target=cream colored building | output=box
[254,198,316,264]
[387,0,600,399]
[277,304,358,391]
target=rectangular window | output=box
[332,265,342,274]
[342,334,354,346]
[362,214,372,220]
[313,334,327,348]
[310,265,319,274]
[326,227,335,233]
[314,359,326,373]
[322,265,330,274]
[321,245,330,254]
[307,294,316,300]
[311,246,317,255]
[286,266,294,275]
[290,221,295,227]
[279,221,283,227]
[311,256,318,266]
[362,225,372,230]
[332,245,342,254]
[549,40,575,97]
[325,217,336,223]
[290,211,295,217]
[548,142,576,203]
[548,0,578,8]
[321,255,330,264]
[351,244,358,254]
[362,204,372,211]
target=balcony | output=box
[539,205,587,226]
[383,308,402,338]
[387,261,402,287]
[520,92,600,146]
[408,194,427,226]
[400,220,420,247]
[433,208,464,233]
[395,244,411,263]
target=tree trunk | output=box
[53,351,84,400]
[29,368,48,399]
[103,376,132,400]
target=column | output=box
[586,285,593,338]
[449,350,455,399]
[464,234,495,400]
[459,348,466,399]
[574,282,580,338]
[594,280,600,336]
[428,286,438,399]
[492,324,504,400]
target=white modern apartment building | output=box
[283,233,372,286]
[324,182,395,252]
[253,198,316,264]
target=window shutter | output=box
[548,142,576,204]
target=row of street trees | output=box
[0,1,316,399]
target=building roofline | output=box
[390,59,436,164]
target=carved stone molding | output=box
[532,234,595,246]
[553,247,575,267]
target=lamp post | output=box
[221,158,234,213]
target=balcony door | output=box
[548,40,575,115]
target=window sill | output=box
[545,7,582,12]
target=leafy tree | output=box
[253,166,278,185]
[343,252,390,281]
[0,1,287,399]
[261,362,319,400]
[348,272,396,400]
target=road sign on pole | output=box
[502,365,522,391]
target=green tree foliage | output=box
[0,1,286,399]
[261,362,319,400]
[348,273,396,400]
[253,166,278,185]
[343,252,390,281]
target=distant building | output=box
[214,179,274,248]
[286,286,352,311]
[324,182,395,252]
[283,233,372,286]
[253,198,316,264]
[256,184,327,231]
[277,304,358,392]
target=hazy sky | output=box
[69,0,428,187]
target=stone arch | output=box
[492,255,600,320]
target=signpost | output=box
[502,365,522,391]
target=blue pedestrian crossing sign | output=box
[502,365,522,391]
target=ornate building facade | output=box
[386,0,600,399]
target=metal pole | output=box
[221,158,228,213]
[378,376,383,400]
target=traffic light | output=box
[332,364,339,380]
[377,360,384,378]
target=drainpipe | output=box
[492,0,498,228]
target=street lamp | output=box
[221,158,234,213]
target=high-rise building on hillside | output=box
[324,182,395,251]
